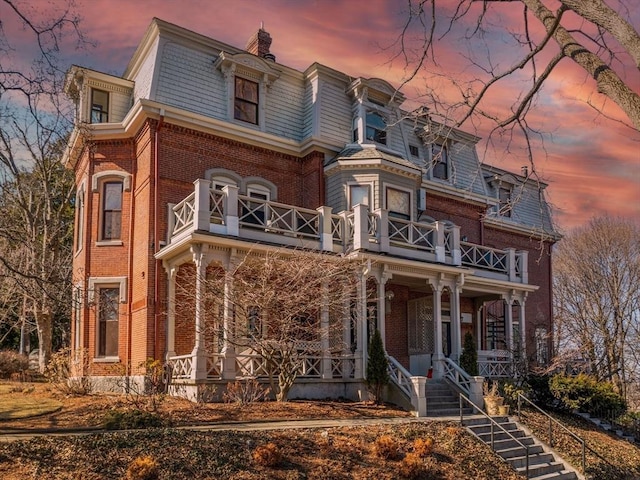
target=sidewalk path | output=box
[0,415,469,443]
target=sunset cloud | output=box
[13,0,638,232]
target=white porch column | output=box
[342,285,354,379]
[355,271,366,379]
[321,282,332,379]
[375,267,391,346]
[317,206,334,252]
[503,294,514,355]
[221,260,237,380]
[450,277,463,362]
[164,264,178,360]
[194,179,212,231]
[223,184,239,236]
[430,277,445,378]
[191,244,212,381]
[353,204,370,251]
[519,294,528,360]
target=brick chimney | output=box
[246,23,275,60]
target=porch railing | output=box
[167,180,528,283]
[478,350,512,378]
[387,355,413,398]
[443,357,472,397]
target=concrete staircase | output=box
[464,416,580,479]
[425,379,473,416]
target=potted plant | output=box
[483,381,504,415]
[459,332,478,376]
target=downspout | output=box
[126,139,137,377]
[84,149,95,371]
[153,112,165,360]
[319,153,326,206]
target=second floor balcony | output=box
[166,179,529,284]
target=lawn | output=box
[0,381,638,479]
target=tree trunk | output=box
[524,0,640,130]
[36,308,53,373]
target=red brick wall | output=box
[425,193,485,244]
[484,226,555,362]
[384,284,410,369]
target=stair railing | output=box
[459,391,530,478]
[443,357,471,397]
[517,393,586,475]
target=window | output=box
[365,111,387,145]
[73,285,83,351]
[535,327,548,364]
[243,184,270,225]
[498,186,512,217]
[91,89,109,123]
[409,145,420,157]
[432,143,448,180]
[102,181,123,240]
[348,184,371,209]
[386,187,411,220]
[97,287,119,357]
[75,186,85,252]
[234,77,259,124]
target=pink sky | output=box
[9,0,639,233]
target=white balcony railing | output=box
[166,179,528,283]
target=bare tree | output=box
[0,1,86,370]
[178,250,361,402]
[394,1,639,165]
[553,217,640,399]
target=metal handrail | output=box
[517,393,586,474]
[459,391,530,478]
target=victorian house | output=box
[64,18,559,412]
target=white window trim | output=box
[91,170,131,192]
[205,168,242,190]
[74,180,87,256]
[92,171,130,245]
[429,142,451,182]
[89,87,110,124]
[215,52,280,132]
[383,183,413,220]
[347,181,374,210]
[88,277,127,304]
[244,177,277,200]
[89,276,126,361]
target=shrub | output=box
[413,437,434,457]
[44,348,93,395]
[223,378,270,404]
[374,435,399,460]
[366,329,389,404]
[253,442,282,467]
[103,408,165,430]
[0,350,29,379]
[400,453,427,479]
[459,332,478,376]
[526,374,555,408]
[126,456,159,480]
[549,373,627,417]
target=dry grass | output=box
[517,407,640,480]
[0,422,524,479]
[0,384,62,420]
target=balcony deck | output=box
[166,180,528,284]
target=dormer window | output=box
[91,89,109,123]
[366,111,387,145]
[432,143,449,180]
[234,77,259,125]
[498,186,512,217]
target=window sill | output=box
[96,240,123,247]
[93,356,120,363]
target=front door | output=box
[408,297,433,375]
